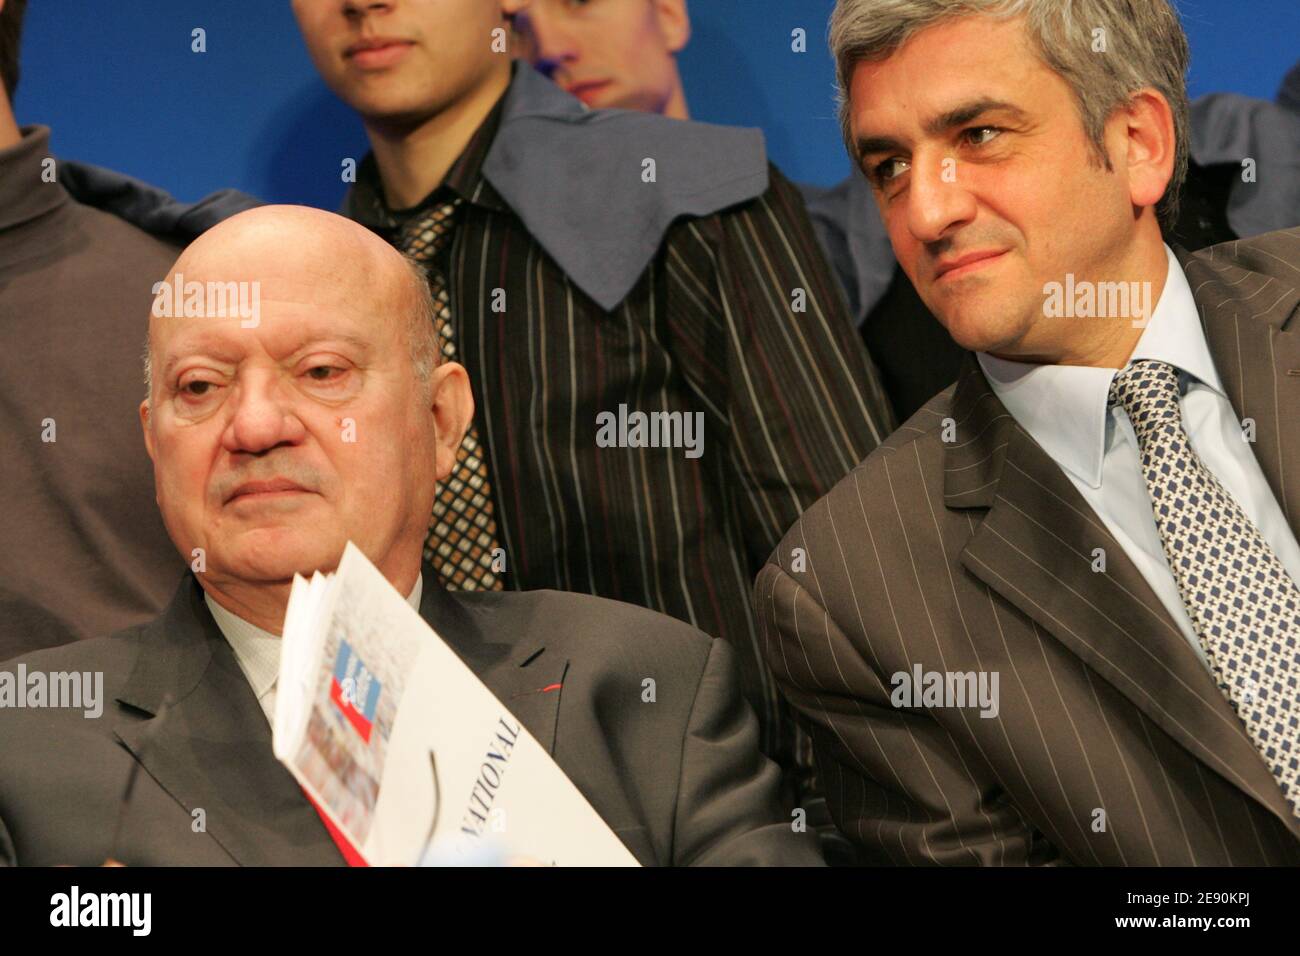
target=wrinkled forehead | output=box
[152,299,380,376]
[148,233,405,377]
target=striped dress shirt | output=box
[343,78,894,805]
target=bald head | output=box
[145,205,437,395]
[138,204,473,632]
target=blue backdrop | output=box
[15,1,1299,208]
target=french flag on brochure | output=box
[329,639,381,743]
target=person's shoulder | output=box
[828,382,957,496]
[2,625,146,680]
[66,199,183,263]
[495,68,768,197]
[455,588,712,669]
[0,628,145,749]
[1183,227,1300,323]
[768,382,959,557]
[1190,92,1300,152]
[59,158,262,247]
[1186,227,1300,281]
[49,164,183,265]
[516,84,767,185]
[485,83,771,311]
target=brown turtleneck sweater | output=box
[0,125,185,659]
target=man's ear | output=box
[140,398,156,461]
[428,361,474,482]
[1118,88,1176,213]
[654,0,691,53]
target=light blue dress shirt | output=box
[978,245,1300,667]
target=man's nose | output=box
[520,8,578,76]
[905,152,978,245]
[342,0,394,20]
[222,375,307,456]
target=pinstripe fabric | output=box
[756,229,1300,865]
[344,96,894,802]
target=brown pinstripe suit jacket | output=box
[756,228,1300,865]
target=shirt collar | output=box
[206,572,424,703]
[342,62,770,312]
[1129,246,1224,395]
[480,64,769,311]
[0,126,69,233]
[978,244,1221,489]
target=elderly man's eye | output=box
[305,365,347,383]
[181,380,216,397]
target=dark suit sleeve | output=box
[755,561,1065,866]
[708,164,896,574]
[669,164,895,825]
[671,638,825,866]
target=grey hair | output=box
[142,255,441,398]
[401,254,441,386]
[829,0,1190,232]
[142,333,153,395]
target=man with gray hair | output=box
[757,0,1300,864]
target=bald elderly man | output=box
[0,206,820,867]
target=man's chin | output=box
[930,305,1032,356]
[216,528,345,584]
[344,84,448,131]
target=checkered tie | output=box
[1110,359,1300,816]
[395,198,504,591]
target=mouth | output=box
[564,80,612,106]
[344,37,415,70]
[935,249,1009,282]
[225,478,310,505]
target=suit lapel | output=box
[418,580,569,756]
[493,651,570,755]
[114,575,344,866]
[946,352,1300,838]
[1180,240,1300,528]
[112,568,573,865]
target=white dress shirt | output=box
[978,245,1300,667]
[206,572,424,724]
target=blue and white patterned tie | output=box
[1110,359,1300,818]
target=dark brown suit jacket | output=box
[0,568,822,866]
[756,229,1300,865]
